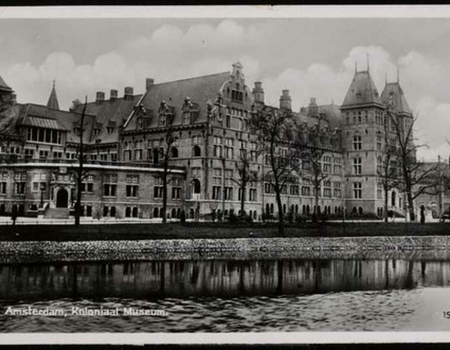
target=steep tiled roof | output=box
[0,74,12,92]
[22,115,65,130]
[341,71,382,108]
[318,104,342,129]
[18,103,94,144]
[73,95,142,144]
[46,82,60,110]
[380,82,412,115]
[124,72,230,131]
[0,104,21,138]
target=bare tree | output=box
[74,97,88,226]
[156,102,177,225]
[302,120,328,223]
[389,110,438,221]
[231,139,260,217]
[377,114,400,222]
[250,105,302,235]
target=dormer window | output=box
[94,129,101,136]
[159,115,166,127]
[183,112,190,125]
[107,127,114,134]
[73,127,80,135]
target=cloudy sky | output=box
[0,11,449,160]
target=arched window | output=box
[103,206,109,217]
[171,147,179,158]
[270,203,274,214]
[317,205,321,215]
[192,145,201,157]
[306,205,310,215]
[358,207,363,215]
[171,208,177,219]
[153,207,159,218]
[352,207,357,214]
[177,208,181,219]
[295,205,298,214]
[132,207,138,218]
[302,205,306,214]
[266,203,270,214]
[110,206,116,217]
[391,191,396,207]
[125,207,131,218]
[283,204,287,214]
[189,208,195,219]
[192,179,201,194]
[253,211,257,220]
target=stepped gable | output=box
[46,81,60,110]
[124,72,230,131]
[341,70,382,108]
[72,94,142,144]
[381,82,412,115]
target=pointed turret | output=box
[341,70,382,109]
[380,79,412,115]
[47,80,60,110]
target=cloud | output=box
[414,96,450,161]
[2,24,450,162]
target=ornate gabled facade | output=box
[0,62,442,221]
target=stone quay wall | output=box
[1,236,450,264]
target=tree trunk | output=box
[74,98,86,227]
[240,178,246,216]
[384,186,389,223]
[162,170,168,225]
[313,174,319,223]
[275,186,284,236]
[407,188,415,222]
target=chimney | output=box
[96,91,105,104]
[308,97,319,117]
[110,89,118,101]
[146,78,154,91]
[124,86,134,100]
[279,89,291,111]
[252,81,264,105]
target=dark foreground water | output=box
[1,258,450,332]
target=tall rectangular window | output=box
[103,174,117,197]
[126,175,139,197]
[353,135,362,150]
[353,158,362,175]
[353,182,362,199]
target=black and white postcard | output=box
[0,5,450,346]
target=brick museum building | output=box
[0,62,447,220]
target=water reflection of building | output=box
[1,259,450,301]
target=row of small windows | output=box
[345,109,385,125]
[26,127,62,145]
[264,203,344,215]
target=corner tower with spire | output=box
[340,61,387,216]
[47,80,60,110]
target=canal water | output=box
[0,258,450,332]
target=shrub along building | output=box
[0,62,445,221]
